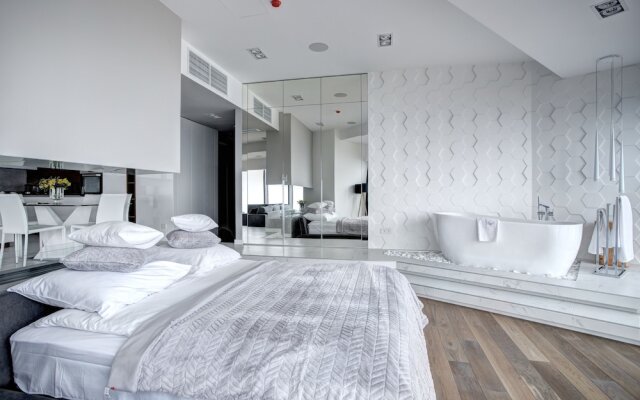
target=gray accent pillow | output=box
[62,247,148,272]
[166,230,221,249]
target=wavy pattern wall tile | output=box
[532,64,640,263]
[368,61,640,263]
[368,62,538,250]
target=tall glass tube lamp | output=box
[594,55,623,188]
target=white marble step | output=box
[409,275,638,327]
[398,262,640,313]
[413,284,640,345]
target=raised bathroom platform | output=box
[392,257,639,345]
[235,244,640,345]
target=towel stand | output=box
[593,196,626,278]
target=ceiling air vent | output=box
[209,65,228,95]
[592,0,627,18]
[188,50,228,95]
[253,97,272,123]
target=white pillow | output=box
[69,221,163,249]
[8,260,189,318]
[307,202,326,209]
[304,212,338,222]
[171,214,218,232]
[145,243,241,275]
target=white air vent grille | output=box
[188,50,228,95]
[188,51,210,83]
[210,65,228,95]
[253,97,271,122]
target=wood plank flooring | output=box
[421,298,640,400]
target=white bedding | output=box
[11,259,262,400]
[145,242,241,274]
[307,220,337,234]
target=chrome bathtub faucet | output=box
[537,196,554,221]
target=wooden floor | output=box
[421,299,640,400]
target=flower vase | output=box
[49,187,64,201]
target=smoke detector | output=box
[591,0,628,18]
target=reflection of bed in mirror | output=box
[292,215,368,239]
[292,202,368,239]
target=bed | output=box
[4,248,433,399]
[292,215,368,239]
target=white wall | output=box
[532,64,640,262]
[102,173,126,194]
[0,0,181,172]
[368,61,640,263]
[174,118,218,222]
[289,116,313,188]
[334,138,365,218]
[137,118,219,232]
[368,62,536,249]
[136,173,175,233]
[304,130,335,204]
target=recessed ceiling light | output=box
[378,33,392,47]
[291,95,304,101]
[208,113,222,119]
[334,92,347,98]
[347,121,357,125]
[247,48,268,60]
[315,122,325,127]
[591,0,627,18]
[309,42,329,52]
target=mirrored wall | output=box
[242,74,368,248]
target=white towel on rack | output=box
[618,195,634,262]
[477,217,498,242]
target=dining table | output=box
[21,200,99,260]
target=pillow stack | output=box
[65,221,166,272]
[168,214,221,249]
[10,221,189,318]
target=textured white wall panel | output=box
[532,64,640,263]
[368,62,538,250]
[369,61,640,263]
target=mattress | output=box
[10,259,261,400]
[307,220,337,234]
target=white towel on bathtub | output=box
[477,217,498,242]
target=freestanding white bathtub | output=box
[434,212,583,277]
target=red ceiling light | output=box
[271,0,281,7]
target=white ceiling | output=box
[159,0,529,82]
[447,0,640,77]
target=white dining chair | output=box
[0,194,66,267]
[71,193,132,231]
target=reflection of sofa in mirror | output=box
[243,204,268,227]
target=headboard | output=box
[0,291,59,388]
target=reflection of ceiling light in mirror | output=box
[315,122,324,127]
[347,121,357,125]
[247,48,268,59]
[378,33,392,47]
[308,42,329,52]
[291,95,304,101]
[334,92,347,98]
